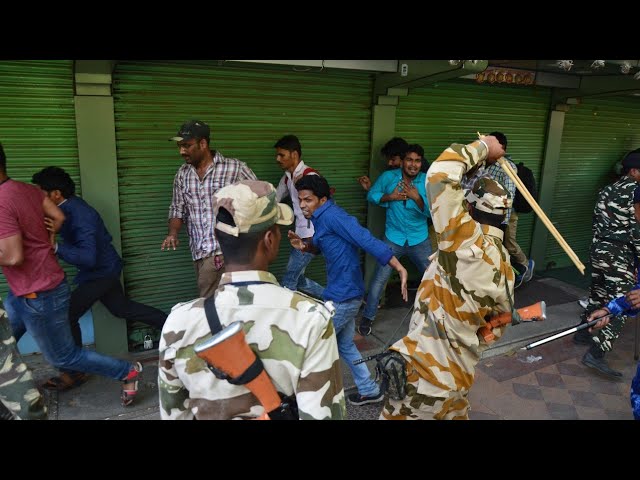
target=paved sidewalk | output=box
[22,275,640,420]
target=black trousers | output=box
[68,275,167,347]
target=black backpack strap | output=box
[203,295,223,336]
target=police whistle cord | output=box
[521,312,615,351]
[353,306,414,366]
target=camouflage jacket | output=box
[391,141,515,391]
[158,270,346,420]
[592,176,640,255]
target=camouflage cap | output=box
[464,177,512,214]
[213,180,293,237]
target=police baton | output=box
[521,312,615,351]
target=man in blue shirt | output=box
[32,167,167,391]
[289,175,408,406]
[359,144,432,336]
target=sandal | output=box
[42,371,90,392]
[121,362,143,407]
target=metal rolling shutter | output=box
[0,60,80,299]
[112,61,373,321]
[395,79,551,258]
[544,97,640,269]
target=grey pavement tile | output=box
[568,390,603,409]
[541,387,573,405]
[604,409,634,420]
[588,377,625,396]
[512,383,544,401]
[596,392,633,412]
[535,371,566,388]
[546,402,579,420]
[574,405,608,420]
[557,362,589,377]
[469,410,502,420]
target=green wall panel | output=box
[395,79,551,256]
[544,97,640,269]
[113,61,373,315]
[0,60,80,300]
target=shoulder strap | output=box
[203,281,270,335]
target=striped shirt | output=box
[168,150,257,260]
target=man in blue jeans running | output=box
[0,143,142,407]
[359,144,432,336]
[274,134,324,299]
[289,175,408,406]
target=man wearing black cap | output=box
[575,148,640,379]
[162,120,257,298]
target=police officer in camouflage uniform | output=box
[158,180,346,420]
[0,300,47,420]
[380,135,514,420]
[575,149,640,379]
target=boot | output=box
[582,346,622,379]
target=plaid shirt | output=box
[461,156,517,223]
[168,150,257,260]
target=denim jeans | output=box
[362,236,432,322]
[281,247,325,299]
[332,297,379,397]
[5,281,131,380]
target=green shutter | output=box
[0,60,80,299]
[545,97,640,269]
[113,61,373,316]
[395,80,551,255]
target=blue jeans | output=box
[332,297,379,397]
[5,281,131,380]
[282,247,325,299]
[362,236,432,322]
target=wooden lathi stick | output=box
[497,157,585,275]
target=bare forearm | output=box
[168,218,183,236]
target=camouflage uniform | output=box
[158,180,346,420]
[380,140,514,420]
[0,300,47,420]
[582,176,640,352]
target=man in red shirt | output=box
[0,143,142,406]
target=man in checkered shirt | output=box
[162,120,257,298]
[461,131,534,288]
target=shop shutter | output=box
[112,61,373,320]
[396,80,551,260]
[544,97,640,269]
[0,60,80,300]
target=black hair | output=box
[380,137,409,159]
[405,144,425,159]
[0,142,5,173]
[31,166,76,198]
[215,207,273,264]
[273,134,302,157]
[470,208,506,230]
[489,131,508,151]
[295,175,332,200]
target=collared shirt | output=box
[158,270,346,420]
[168,150,257,261]
[275,160,318,238]
[367,169,430,246]
[56,196,122,284]
[311,200,393,302]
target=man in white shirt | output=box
[274,135,324,299]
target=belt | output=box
[22,292,38,299]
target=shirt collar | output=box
[311,199,333,220]
[219,270,279,286]
[481,224,505,242]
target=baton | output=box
[521,313,614,350]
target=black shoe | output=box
[358,317,373,336]
[347,391,384,406]
[573,329,593,345]
[582,351,622,379]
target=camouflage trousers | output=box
[582,241,636,353]
[0,304,47,420]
